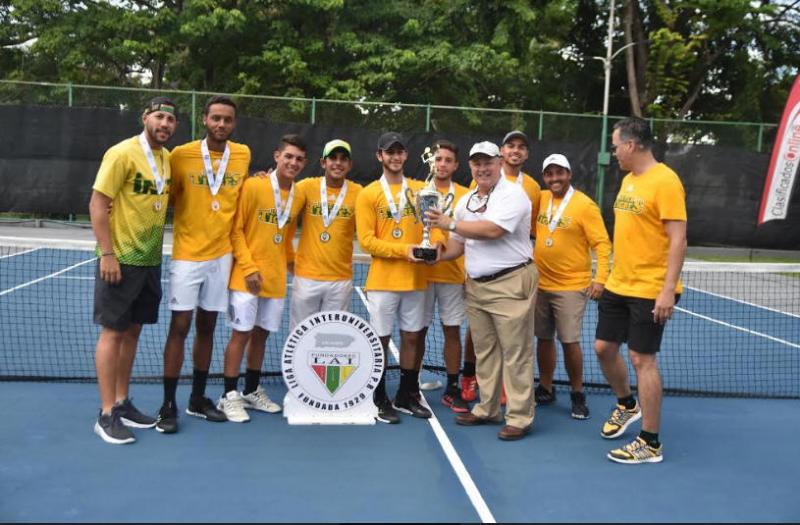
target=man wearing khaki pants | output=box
[426,141,538,441]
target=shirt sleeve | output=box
[230,179,258,277]
[581,199,612,284]
[656,173,687,222]
[92,147,127,200]
[355,186,408,259]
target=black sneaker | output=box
[394,391,432,419]
[94,410,135,445]
[186,395,228,422]
[156,401,179,434]
[442,389,470,413]
[534,385,556,405]
[116,398,157,428]
[375,396,400,424]
[570,391,591,420]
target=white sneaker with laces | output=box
[217,391,250,423]
[242,385,282,413]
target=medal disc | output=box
[273,233,283,244]
[392,227,403,239]
[545,237,554,248]
[153,200,162,212]
[211,199,220,212]
[320,231,331,243]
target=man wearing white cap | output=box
[427,141,538,441]
[533,153,611,420]
[289,139,363,328]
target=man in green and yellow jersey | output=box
[533,153,611,420]
[217,134,307,423]
[596,117,687,465]
[89,96,178,445]
[417,139,471,413]
[356,132,430,423]
[156,95,251,434]
[290,139,362,328]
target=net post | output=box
[311,97,316,125]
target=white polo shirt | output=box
[452,176,532,279]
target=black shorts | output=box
[595,289,680,354]
[94,263,162,331]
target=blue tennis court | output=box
[1,240,799,521]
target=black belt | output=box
[471,259,532,283]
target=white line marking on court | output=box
[686,285,800,320]
[0,257,98,297]
[0,247,39,260]
[355,286,496,524]
[676,306,800,349]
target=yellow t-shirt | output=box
[294,177,363,281]
[534,189,612,291]
[471,171,541,236]
[169,140,251,261]
[356,177,427,292]
[606,163,687,299]
[229,176,302,298]
[92,135,170,266]
[426,182,469,284]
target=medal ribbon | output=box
[320,178,348,228]
[546,185,575,235]
[138,132,166,194]
[270,171,295,229]
[379,174,407,225]
[200,139,230,197]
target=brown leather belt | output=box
[471,259,532,283]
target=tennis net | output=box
[1,236,799,398]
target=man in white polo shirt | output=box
[427,141,538,441]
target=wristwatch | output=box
[448,219,457,232]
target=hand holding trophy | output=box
[405,146,454,262]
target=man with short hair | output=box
[156,95,251,433]
[355,131,431,423]
[216,134,307,423]
[89,96,178,444]
[417,139,470,413]
[289,139,362,328]
[596,117,686,464]
[533,153,611,420]
[428,141,538,441]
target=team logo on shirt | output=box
[188,172,241,188]
[282,311,384,411]
[257,208,292,225]
[613,194,645,215]
[133,172,171,195]
[536,213,572,229]
[310,202,353,218]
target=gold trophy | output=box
[405,146,454,261]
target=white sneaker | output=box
[242,386,282,413]
[216,391,250,423]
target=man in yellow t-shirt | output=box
[89,96,178,445]
[595,117,687,465]
[216,134,307,423]
[355,132,430,424]
[289,139,362,328]
[155,95,251,434]
[416,139,470,413]
[533,153,611,421]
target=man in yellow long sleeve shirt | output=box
[355,132,430,423]
[533,153,611,420]
[216,134,307,423]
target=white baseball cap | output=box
[469,141,501,159]
[542,153,571,172]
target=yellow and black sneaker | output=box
[607,437,663,464]
[601,402,641,439]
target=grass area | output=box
[691,254,800,263]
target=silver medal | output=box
[545,237,554,248]
[153,200,162,212]
[392,227,403,239]
[320,231,331,243]
[211,199,220,212]
[273,233,283,244]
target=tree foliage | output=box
[0,0,797,124]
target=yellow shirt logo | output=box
[536,213,572,229]
[257,208,291,225]
[613,194,645,215]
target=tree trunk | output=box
[623,0,644,117]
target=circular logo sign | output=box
[282,311,384,412]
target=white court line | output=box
[686,285,800,320]
[0,247,39,260]
[355,286,496,524]
[676,306,800,350]
[0,256,98,297]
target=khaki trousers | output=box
[465,263,538,428]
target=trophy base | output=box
[413,246,438,262]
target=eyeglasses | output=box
[466,187,493,213]
[610,140,634,153]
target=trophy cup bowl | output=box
[410,187,444,262]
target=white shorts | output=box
[227,291,285,332]
[289,275,353,329]
[366,290,427,337]
[168,253,233,312]
[423,282,466,327]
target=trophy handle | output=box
[441,192,455,214]
[404,187,419,223]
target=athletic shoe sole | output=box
[601,410,642,439]
[119,417,157,429]
[94,422,135,445]
[242,403,281,414]
[393,404,432,419]
[571,412,591,420]
[155,423,177,434]
[185,408,227,422]
[607,452,663,464]
[442,398,470,413]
